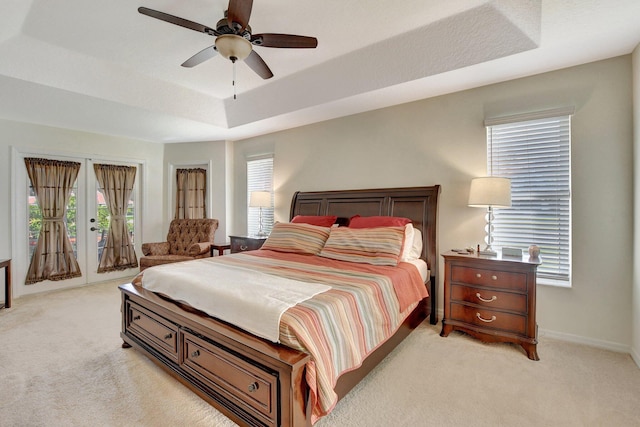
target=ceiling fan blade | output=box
[226,0,253,33]
[251,34,318,49]
[138,7,218,36]
[244,50,273,79]
[181,46,218,68]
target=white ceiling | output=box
[0,0,639,143]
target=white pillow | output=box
[401,226,423,261]
[400,224,414,261]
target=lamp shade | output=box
[468,177,511,208]
[249,191,272,208]
[215,34,252,61]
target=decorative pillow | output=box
[349,215,412,228]
[291,215,338,227]
[319,226,405,266]
[261,222,331,255]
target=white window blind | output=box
[247,156,274,236]
[486,113,572,285]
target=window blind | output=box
[487,115,571,285]
[247,156,274,236]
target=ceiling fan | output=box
[138,0,318,80]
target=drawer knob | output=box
[191,350,200,358]
[164,333,173,340]
[476,312,497,323]
[476,273,481,278]
[248,382,259,393]
[133,315,140,321]
[476,293,497,303]
[492,275,498,280]
[240,245,248,251]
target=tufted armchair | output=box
[139,218,219,271]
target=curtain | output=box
[25,158,82,284]
[94,164,138,273]
[175,168,207,219]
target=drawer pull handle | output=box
[133,315,140,321]
[492,275,498,280]
[248,382,259,393]
[476,313,497,323]
[164,333,173,340]
[191,350,200,358]
[240,245,248,251]
[476,273,481,278]
[476,293,497,303]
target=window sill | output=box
[537,277,571,288]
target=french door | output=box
[15,152,142,296]
[85,159,141,283]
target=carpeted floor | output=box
[1,279,639,426]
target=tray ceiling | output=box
[0,0,639,142]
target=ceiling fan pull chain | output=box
[232,58,237,100]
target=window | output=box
[486,108,573,286]
[247,156,274,236]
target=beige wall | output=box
[632,44,640,365]
[234,56,634,349]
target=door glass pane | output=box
[95,181,136,262]
[28,180,78,260]
[96,186,109,261]
[128,188,136,244]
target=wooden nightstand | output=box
[440,251,541,360]
[229,235,267,254]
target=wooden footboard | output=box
[120,283,310,427]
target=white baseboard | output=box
[433,310,639,369]
[539,328,630,354]
[631,346,640,369]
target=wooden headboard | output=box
[290,185,440,324]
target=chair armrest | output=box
[142,242,170,256]
[188,242,212,256]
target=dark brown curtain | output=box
[175,168,206,219]
[94,164,138,273]
[25,158,82,284]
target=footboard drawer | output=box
[181,330,279,427]
[126,301,179,362]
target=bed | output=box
[120,185,440,426]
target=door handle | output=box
[90,227,99,232]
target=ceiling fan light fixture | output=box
[215,34,252,61]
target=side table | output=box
[440,251,540,360]
[0,259,11,309]
[210,243,231,257]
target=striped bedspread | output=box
[214,250,428,423]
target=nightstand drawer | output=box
[450,284,527,313]
[450,303,526,335]
[229,236,266,253]
[451,265,527,292]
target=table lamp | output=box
[249,191,272,236]
[468,177,511,253]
